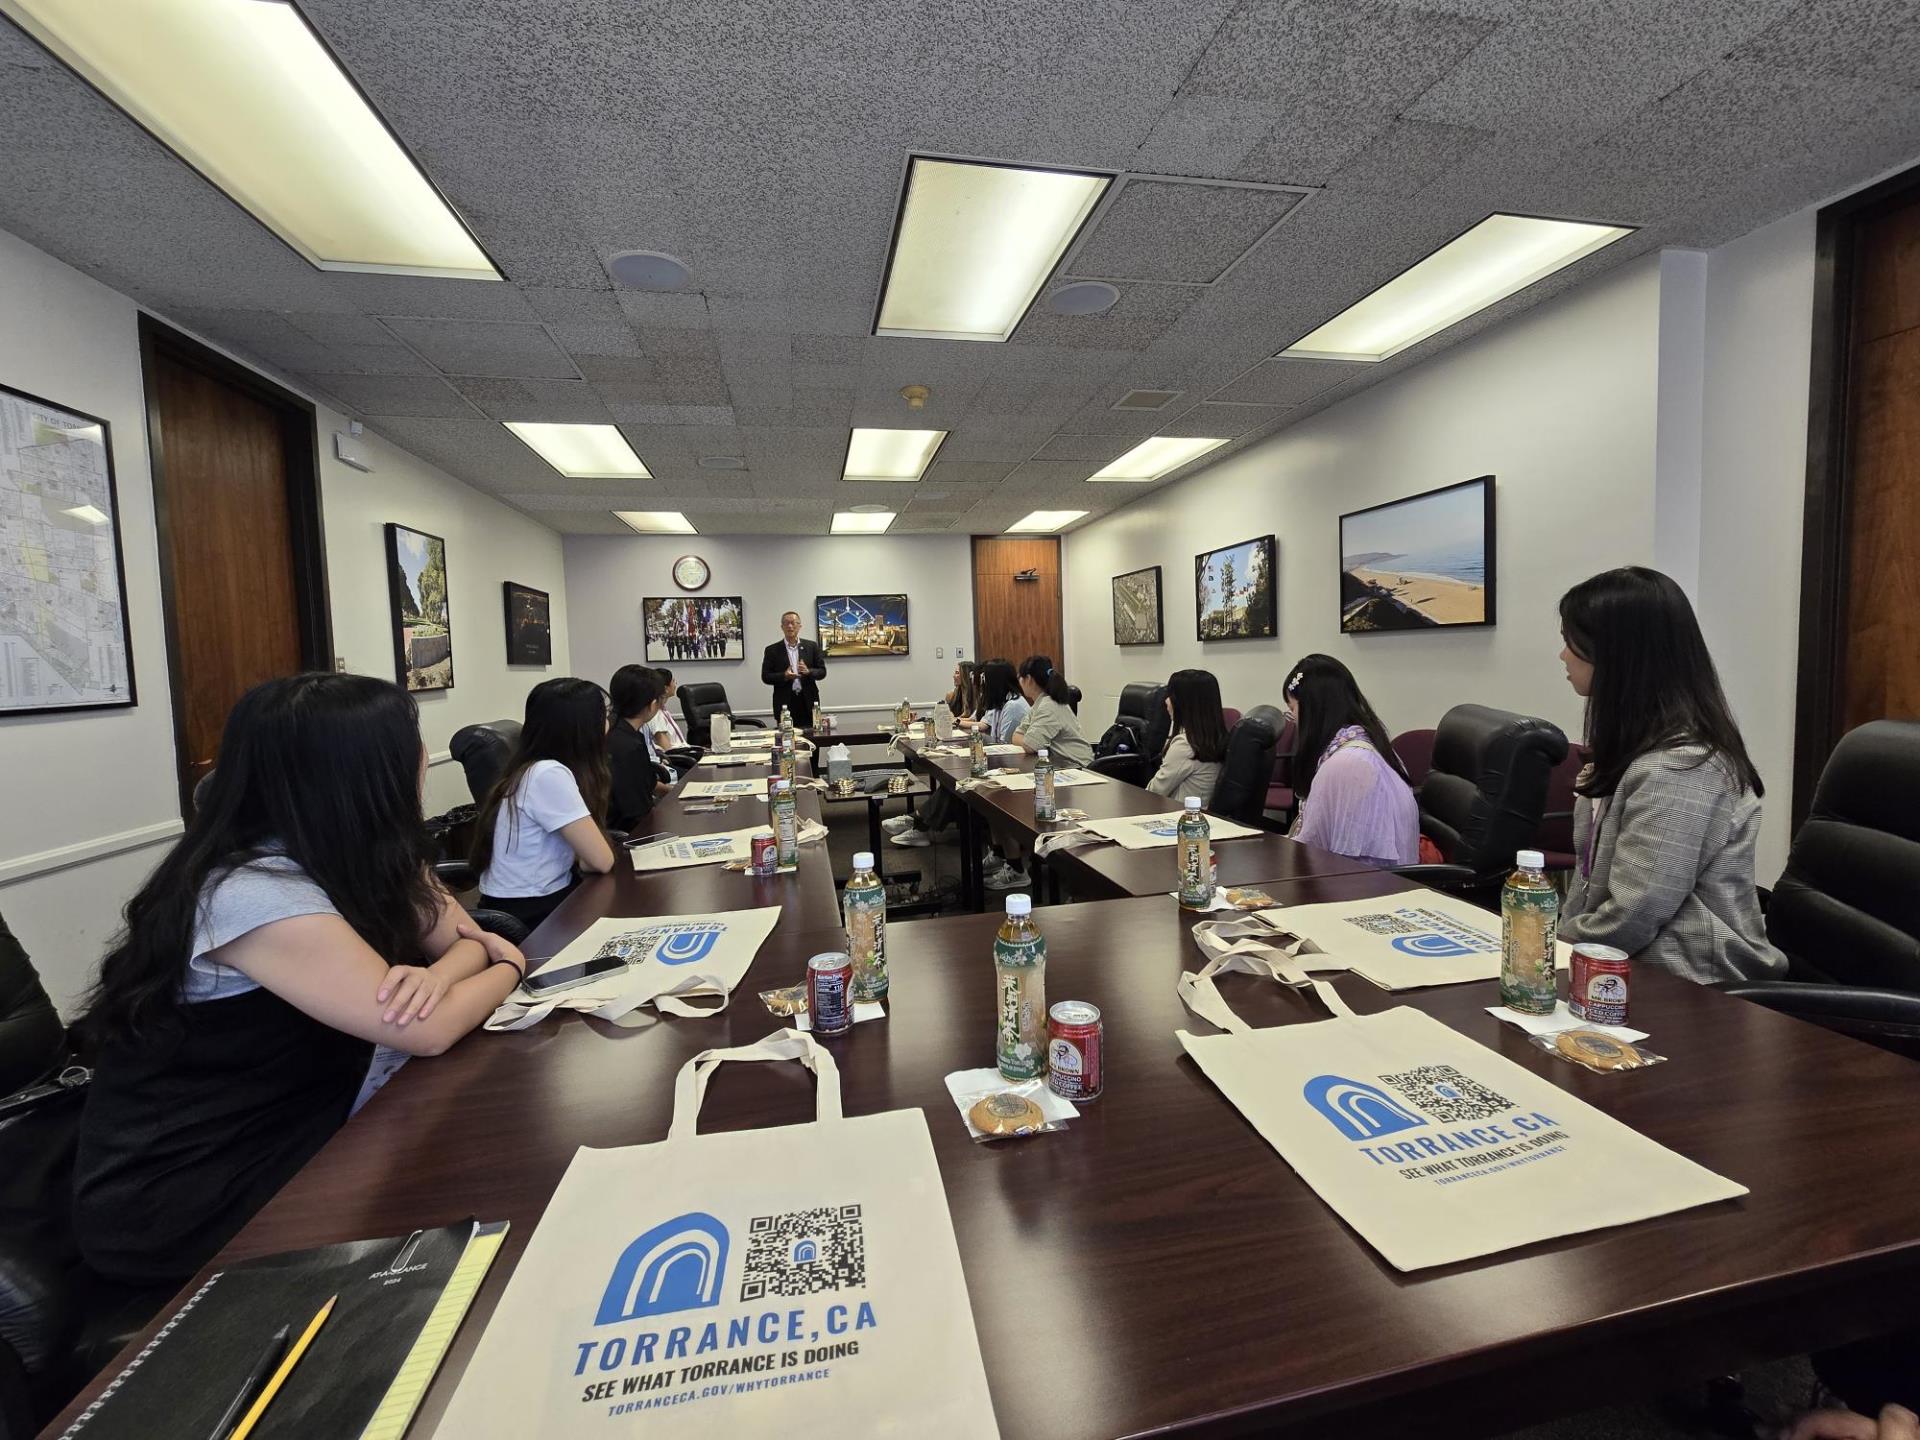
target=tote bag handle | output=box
[669,1028,844,1140]
[1177,949,1355,1033]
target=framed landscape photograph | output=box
[385,523,454,691]
[644,596,744,662]
[503,581,552,666]
[0,383,136,715]
[1195,535,1276,641]
[816,594,909,657]
[1111,565,1163,646]
[1340,476,1495,633]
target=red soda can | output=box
[749,829,777,876]
[1047,1001,1103,1101]
[807,952,854,1036]
[1570,943,1630,1025]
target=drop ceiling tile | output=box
[523,510,637,535]
[1067,180,1305,284]
[1030,433,1136,463]
[1735,0,1920,88]
[1159,402,1290,438]
[790,387,855,425]
[327,344,439,376]
[1209,357,1359,406]
[450,377,612,423]
[286,313,394,346]
[522,287,627,325]
[548,320,647,356]
[333,276,537,321]
[615,405,737,426]
[1326,119,1495,196]
[380,318,580,379]
[576,354,662,384]
[923,460,1017,486]
[641,328,723,363]
[792,334,870,365]
[1011,282,1207,349]
[1005,458,1106,485]
[306,374,472,418]
[1128,94,1278,176]
[616,290,712,330]
[1233,106,1392,186]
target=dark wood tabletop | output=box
[48,872,1920,1440]
[1049,826,1385,900]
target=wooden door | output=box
[971,536,1062,669]
[1839,196,1920,732]
[147,331,323,810]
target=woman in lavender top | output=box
[1283,654,1419,868]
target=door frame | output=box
[1794,160,1920,830]
[138,315,334,815]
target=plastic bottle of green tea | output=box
[845,850,888,1000]
[1033,747,1057,822]
[994,894,1047,1080]
[1500,849,1559,1014]
[1176,797,1213,909]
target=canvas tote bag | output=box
[487,908,780,1031]
[432,1030,1000,1437]
[1175,958,1747,1271]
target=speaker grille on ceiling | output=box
[1112,389,1182,411]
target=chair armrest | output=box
[1389,862,1479,888]
[467,908,531,947]
[433,860,479,892]
[1713,980,1920,1061]
[733,718,768,729]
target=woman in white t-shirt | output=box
[475,678,618,929]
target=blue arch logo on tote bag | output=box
[651,924,725,966]
[597,1212,730,1323]
[1302,1075,1427,1141]
[1389,932,1474,958]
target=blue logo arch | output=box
[597,1212,730,1324]
[1302,1075,1427,1140]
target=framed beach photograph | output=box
[644,596,744,662]
[384,523,454,691]
[1339,476,1495,633]
[1194,535,1276,641]
[816,594,909,657]
[1111,565,1163,646]
[0,384,137,715]
[503,581,552,666]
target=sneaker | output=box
[881,814,917,835]
[889,828,933,848]
[983,861,1028,890]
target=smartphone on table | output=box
[521,955,628,1000]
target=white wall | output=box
[564,533,973,715]
[0,227,568,1013]
[1065,253,1666,762]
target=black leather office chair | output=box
[448,719,521,805]
[1713,719,1920,1060]
[677,683,764,748]
[1112,683,1157,746]
[1394,704,1569,903]
[1209,705,1281,829]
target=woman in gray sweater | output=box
[1556,567,1785,983]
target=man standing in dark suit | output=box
[761,609,826,727]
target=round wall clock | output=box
[671,554,710,591]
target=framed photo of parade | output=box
[644,596,745,662]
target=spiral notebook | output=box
[60,1219,507,1440]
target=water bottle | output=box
[845,851,888,1000]
[771,779,800,868]
[1500,849,1559,1014]
[994,894,1047,1080]
[1033,747,1057,821]
[969,727,988,778]
[1176,796,1213,908]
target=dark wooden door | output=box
[1840,196,1920,733]
[971,536,1062,668]
[148,337,317,809]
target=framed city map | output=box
[0,383,136,716]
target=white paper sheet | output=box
[1484,1001,1648,1043]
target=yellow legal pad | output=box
[359,1222,509,1440]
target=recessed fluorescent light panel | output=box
[875,157,1111,342]
[843,428,947,482]
[1005,510,1088,533]
[1089,436,1230,482]
[505,423,650,479]
[0,0,499,280]
[614,511,696,535]
[1281,214,1634,363]
[831,511,895,534]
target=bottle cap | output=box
[1516,848,1544,870]
[1005,894,1032,917]
[1185,795,1203,810]
[853,851,874,871]
[775,779,791,791]
[1037,747,1049,758]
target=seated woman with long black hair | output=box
[1147,668,1231,804]
[73,673,529,1285]
[475,677,618,930]
[1556,566,1784,982]
[1012,655,1093,766]
[1283,654,1420,868]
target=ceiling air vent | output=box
[1112,389,1181,411]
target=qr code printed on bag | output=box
[1378,1065,1514,1123]
[738,1204,865,1301]
[1343,912,1424,937]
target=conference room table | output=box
[48,842,1920,1438]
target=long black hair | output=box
[1559,566,1762,798]
[1165,668,1230,764]
[978,659,1019,716]
[1284,654,1409,799]
[1018,654,1075,709]
[80,673,438,1046]
[472,678,612,870]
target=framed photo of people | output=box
[644,596,744,662]
[0,383,137,715]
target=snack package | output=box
[1530,1026,1666,1073]
[759,982,807,1017]
[942,1069,1077,1143]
